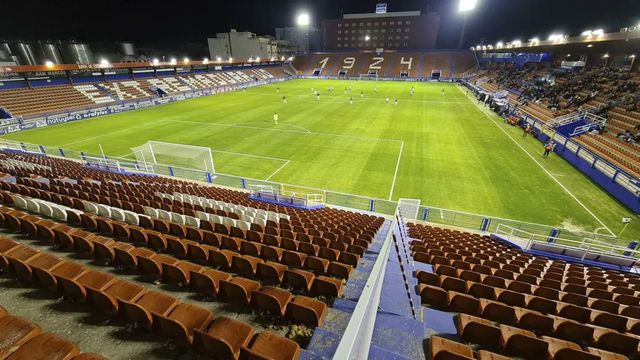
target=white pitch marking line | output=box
[388,141,405,200]
[457,86,615,237]
[60,119,166,147]
[211,149,289,162]
[265,160,290,181]
[160,119,402,143]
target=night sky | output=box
[1,0,638,51]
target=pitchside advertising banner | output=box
[0,78,283,135]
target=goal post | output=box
[131,141,215,174]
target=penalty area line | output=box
[388,141,405,200]
[265,160,290,181]
[457,86,615,237]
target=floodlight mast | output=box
[297,12,311,54]
[458,0,478,49]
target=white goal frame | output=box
[132,141,215,173]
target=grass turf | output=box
[2,79,638,239]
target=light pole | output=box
[296,12,310,55]
[458,0,478,49]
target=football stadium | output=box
[0,0,639,359]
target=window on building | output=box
[381,29,386,33]
[390,21,394,25]
[337,30,342,34]
[344,23,349,27]
[405,28,410,32]
[404,35,409,39]
[367,22,371,25]
[374,22,379,25]
[382,21,387,25]
[403,42,408,46]
[406,20,411,25]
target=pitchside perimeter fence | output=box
[0,139,635,247]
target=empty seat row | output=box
[0,237,301,360]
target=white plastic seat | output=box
[97,204,111,218]
[171,213,185,224]
[210,214,223,224]
[222,217,236,228]
[236,220,250,231]
[144,206,158,218]
[51,206,68,221]
[84,201,99,214]
[25,198,40,212]
[111,208,125,222]
[124,211,139,225]
[254,218,267,227]
[39,203,54,217]
[184,216,200,228]
[157,209,171,221]
[195,211,209,221]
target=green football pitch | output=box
[2,79,638,238]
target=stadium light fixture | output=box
[496,41,504,49]
[229,57,233,63]
[169,58,177,65]
[281,56,285,61]
[183,57,189,64]
[548,33,565,42]
[486,45,493,49]
[256,57,261,62]
[512,40,522,47]
[203,57,209,64]
[592,29,604,37]
[288,56,294,61]
[587,44,594,48]
[529,37,540,45]
[99,58,110,68]
[215,57,221,63]
[581,30,593,37]
[365,35,371,41]
[603,53,610,58]
[470,46,475,51]
[270,57,275,61]
[44,60,54,68]
[296,13,310,26]
[458,0,477,12]
[152,58,159,66]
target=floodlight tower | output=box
[297,12,311,54]
[458,0,478,49]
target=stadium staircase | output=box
[0,107,14,119]
[92,84,121,103]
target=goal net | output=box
[131,141,215,174]
[358,72,379,81]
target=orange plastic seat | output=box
[193,316,255,359]
[162,261,203,286]
[285,295,327,327]
[152,303,214,345]
[240,332,300,360]
[220,277,261,304]
[86,280,146,316]
[283,269,315,292]
[456,314,501,350]
[189,268,231,297]
[429,336,473,360]
[118,291,179,330]
[0,315,42,358]
[251,286,293,316]
[6,333,80,360]
[499,324,548,359]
